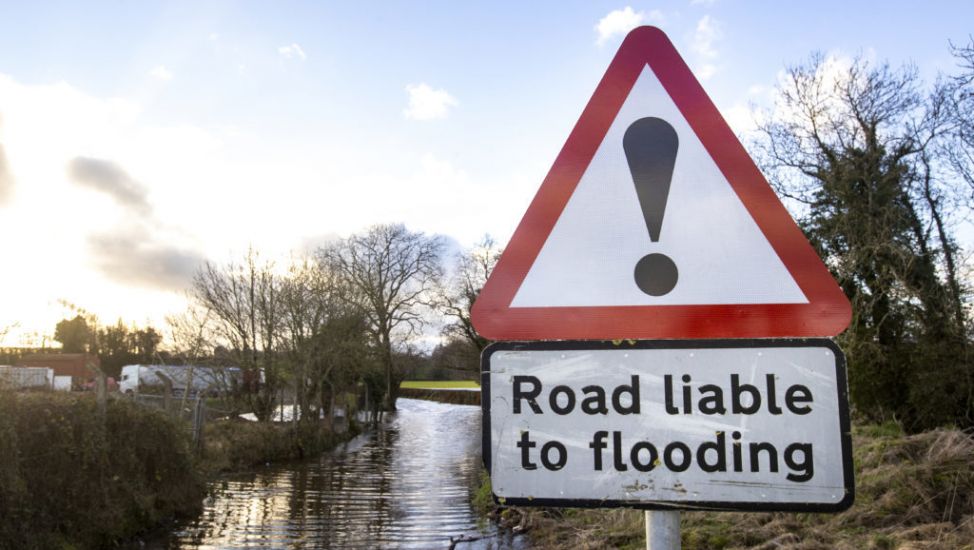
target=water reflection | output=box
[161,398,525,549]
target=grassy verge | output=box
[399,380,481,405]
[400,380,480,389]
[199,417,359,474]
[479,422,974,549]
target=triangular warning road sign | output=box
[471,26,851,340]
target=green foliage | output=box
[681,516,732,550]
[320,223,445,411]
[53,315,91,353]
[199,418,356,474]
[471,469,494,516]
[0,392,204,550]
[426,337,480,376]
[853,419,904,439]
[96,321,162,377]
[47,314,163,378]
[757,53,974,432]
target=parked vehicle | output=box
[53,376,72,392]
[0,365,53,390]
[119,365,241,396]
[81,377,118,392]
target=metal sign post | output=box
[646,511,679,550]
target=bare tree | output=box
[945,38,974,190]
[278,255,370,425]
[318,223,444,411]
[190,248,283,421]
[166,305,214,365]
[435,235,502,353]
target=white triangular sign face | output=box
[471,26,851,340]
[512,66,807,307]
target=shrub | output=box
[200,418,356,474]
[0,392,204,549]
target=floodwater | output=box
[155,398,527,549]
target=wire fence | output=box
[122,392,208,451]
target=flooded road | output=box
[158,398,526,549]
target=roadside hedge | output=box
[0,392,204,550]
[200,417,358,474]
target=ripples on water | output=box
[160,398,525,549]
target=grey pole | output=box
[645,510,680,550]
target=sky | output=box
[0,1,972,346]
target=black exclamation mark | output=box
[624,117,679,296]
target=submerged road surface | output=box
[158,398,526,549]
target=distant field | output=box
[400,380,480,390]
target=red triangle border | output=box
[471,26,851,340]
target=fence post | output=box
[156,372,174,414]
[193,394,205,452]
[86,360,107,418]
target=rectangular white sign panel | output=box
[483,339,854,512]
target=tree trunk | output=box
[381,331,396,412]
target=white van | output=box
[119,364,240,396]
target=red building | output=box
[17,353,101,381]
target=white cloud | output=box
[361,152,519,247]
[595,7,664,46]
[0,142,12,206]
[692,15,722,58]
[747,84,769,96]
[0,70,530,344]
[723,102,760,135]
[690,15,723,80]
[149,65,173,81]
[403,83,458,121]
[0,73,215,336]
[278,43,307,60]
[696,64,717,80]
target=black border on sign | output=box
[481,338,855,513]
